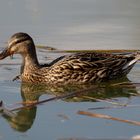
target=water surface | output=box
[0,0,140,139]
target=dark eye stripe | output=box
[9,37,30,47]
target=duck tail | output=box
[123,51,140,70]
[135,51,140,60]
[127,51,140,66]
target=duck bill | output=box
[0,48,12,60]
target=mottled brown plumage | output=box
[0,32,140,84]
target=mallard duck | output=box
[0,32,139,84]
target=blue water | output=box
[0,0,140,139]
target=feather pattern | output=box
[38,52,138,84]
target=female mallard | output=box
[0,32,139,84]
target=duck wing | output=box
[52,52,136,69]
[46,52,139,83]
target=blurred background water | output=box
[0,0,140,140]
[0,0,140,50]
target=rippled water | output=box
[0,0,140,139]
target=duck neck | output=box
[21,49,40,74]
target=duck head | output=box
[0,32,36,59]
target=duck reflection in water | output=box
[1,77,139,132]
[1,84,45,132]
